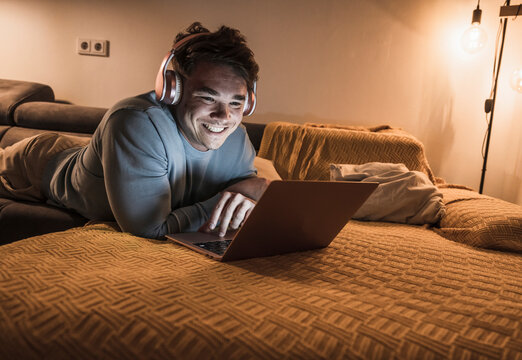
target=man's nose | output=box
[210,102,230,120]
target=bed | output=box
[1,122,521,359]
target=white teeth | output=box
[203,124,226,133]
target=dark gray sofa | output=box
[0,79,265,244]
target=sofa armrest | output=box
[0,79,54,125]
[258,121,436,182]
[434,187,522,252]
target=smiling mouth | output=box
[203,123,227,133]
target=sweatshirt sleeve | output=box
[99,108,213,239]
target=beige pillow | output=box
[330,162,445,225]
[254,157,282,181]
[435,188,522,252]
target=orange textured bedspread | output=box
[1,222,521,359]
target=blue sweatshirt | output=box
[43,91,256,239]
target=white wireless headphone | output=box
[154,33,257,116]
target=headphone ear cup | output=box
[155,52,172,103]
[156,34,207,105]
[155,51,183,105]
[242,87,256,116]
[164,70,182,105]
[242,91,249,114]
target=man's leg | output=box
[0,133,89,202]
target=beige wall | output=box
[1,0,521,205]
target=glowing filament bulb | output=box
[461,4,487,54]
[461,25,488,54]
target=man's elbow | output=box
[118,221,167,240]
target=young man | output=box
[0,22,268,239]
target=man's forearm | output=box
[224,176,270,201]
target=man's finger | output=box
[245,206,254,222]
[230,200,254,230]
[209,192,232,230]
[218,193,245,236]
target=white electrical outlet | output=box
[77,38,109,57]
[77,38,91,55]
[91,40,109,57]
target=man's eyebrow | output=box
[195,86,246,101]
[195,87,219,96]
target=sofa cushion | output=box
[0,79,54,125]
[14,102,107,134]
[0,198,88,244]
[0,125,9,142]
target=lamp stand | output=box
[479,0,510,194]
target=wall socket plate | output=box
[77,38,91,55]
[77,38,109,57]
[91,40,109,56]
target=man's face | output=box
[174,61,248,151]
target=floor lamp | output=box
[478,1,521,194]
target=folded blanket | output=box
[258,122,437,183]
[330,162,445,225]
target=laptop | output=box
[166,180,377,262]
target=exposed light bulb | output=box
[461,25,488,54]
[510,68,522,93]
[461,4,487,54]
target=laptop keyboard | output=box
[195,240,232,255]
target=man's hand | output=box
[200,176,270,237]
[201,191,255,237]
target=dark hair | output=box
[172,22,259,92]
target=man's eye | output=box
[199,96,215,104]
[230,101,243,109]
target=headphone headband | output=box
[172,32,206,51]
